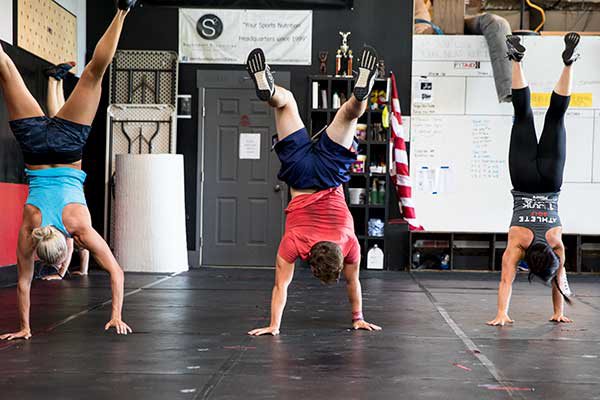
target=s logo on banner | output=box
[197,14,223,40]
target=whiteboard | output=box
[0,0,13,44]
[595,111,600,183]
[411,36,600,234]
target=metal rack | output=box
[109,50,178,105]
[104,49,179,243]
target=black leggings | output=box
[509,87,570,193]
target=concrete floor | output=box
[0,268,599,400]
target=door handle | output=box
[274,184,282,193]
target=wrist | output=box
[352,311,364,322]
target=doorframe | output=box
[194,70,291,268]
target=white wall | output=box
[0,0,86,76]
[0,0,13,44]
[411,35,600,234]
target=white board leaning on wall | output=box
[411,35,600,235]
[0,0,13,44]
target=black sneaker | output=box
[506,35,526,62]
[562,32,581,66]
[353,45,379,102]
[246,48,275,102]
[44,62,76,80]
[116,0,138,11]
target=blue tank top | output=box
[25,167,87,237]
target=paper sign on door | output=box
[239,133,261,160]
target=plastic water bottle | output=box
[412,251,421,269]
[367,245,384,270]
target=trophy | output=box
[335,31,352,77]
[347,50,353,77]
[378,58,386,77]
[319,51,328,75]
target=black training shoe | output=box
[562,32,581,66]
[44,62,76,80]
[246,48,275,102]
[506,35,526,62]
[116,0,138,11]
[353,45,379,102]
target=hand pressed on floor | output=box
[105,318,133,335]
[487,314,514,326]
[248,326,280,336]
[0,329,32,341]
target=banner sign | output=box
[179,9,312,65]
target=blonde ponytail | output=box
[32,226,68,266]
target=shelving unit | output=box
[408,231,600,273]
[308,75,392,268]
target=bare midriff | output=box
[26,161,82,170]
[290,187,318,199]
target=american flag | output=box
[389,72,423,231]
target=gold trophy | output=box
[335,31,352,77]
[378,58,386,77]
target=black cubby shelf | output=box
[308,75,392,269]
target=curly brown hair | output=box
[308,241,344,285]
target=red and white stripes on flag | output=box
[389,72,424,231]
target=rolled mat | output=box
[114,154,188,273]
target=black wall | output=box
[86,0,413,253]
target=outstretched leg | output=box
[57,79,66,109]
[45,61,74,118]
[537,33,578,192]
[46,77,60,118]
[269,85,305,141]
[246,49,305,140]
[0,43,44,120]
[507,38,540,192]
[552,64,573,98]
[327,46,379,149]
[55,10,128,125]
[326,96,368,149]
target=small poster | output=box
[239,133,261,160]
[179,9,312,65]
[416,167,435,193]
[416,166,455,194]
[416,78,433,103]
[177,95,192,119]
